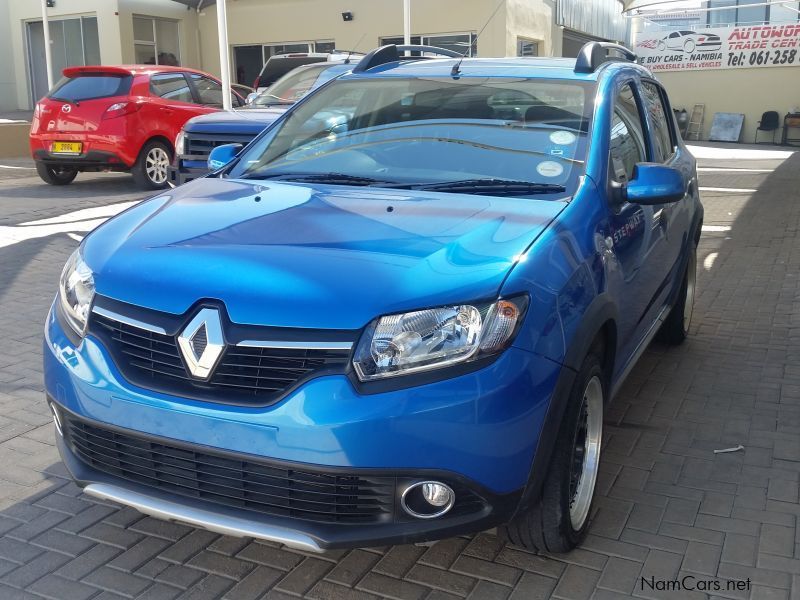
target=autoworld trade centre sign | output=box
[634,24,800,71]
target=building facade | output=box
[632,2,800,143]
[0,0,627,112]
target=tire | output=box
[657,40,666,52]
[500,353,605,554]
[35,162,77,185]
[132,140,171,190]
[658,245,697,345]
[684,39,695,53]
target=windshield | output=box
[250,64,328,107]
[49,74,132,102]
[229,76,592,197]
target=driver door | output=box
[607,81,670,367]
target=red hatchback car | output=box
[30,65,245,189]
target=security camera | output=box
[342,11,354,22]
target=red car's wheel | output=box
[132,140,172,190]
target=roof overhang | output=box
[168,0,216,9]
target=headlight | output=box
[58,249,95,337]
[353,296,527,381]
[175,131,185,156]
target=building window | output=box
[380,33,477,56]
[705,0,772,25]
[314,40,336,53]
[133,16,180,65]
[517,38,539,57]
[26,15,100,103]
[233,41,336,87]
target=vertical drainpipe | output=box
[216,0,232,111]
[40,0,54,90]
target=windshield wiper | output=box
[386,178,567,196]
[246,172,392,186]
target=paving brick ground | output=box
[0,143,798,599]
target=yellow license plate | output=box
[51,141,82,154]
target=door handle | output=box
[160,107,173,115]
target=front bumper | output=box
[52,404,521,550]
[44,301,560,548]
[169,157,209,187]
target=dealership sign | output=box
[634,24,800,71]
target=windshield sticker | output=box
[550,131,577,145]
[537,161,564,178]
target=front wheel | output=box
[132,140,171,190]
[500,353,604,553]
[35,162,77,185]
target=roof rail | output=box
[353,44,462,73]
[574,42,637,74]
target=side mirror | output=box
[626,163,685,205]
[245,92,258,105]
[207,143,243,171]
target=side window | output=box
[641,81,674,163]
[189,74,232,106]
[610,83,647,182]
[149,73,192,103]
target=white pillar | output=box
[40,0,54,91]
[403,0,411,55]
[216,0,232,111]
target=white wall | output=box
[195,0,557,77]
[118,0,199,68]
[4,0,198,110]
[0,0,17,111]
[8,0,123,109]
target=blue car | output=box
[45,43,702,553]
[169,61,354,186]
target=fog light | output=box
[401,481,455,519]
[49,403,63,437]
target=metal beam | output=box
[403,0,411,56]
[215,0,232,111]
[40,0,54,91]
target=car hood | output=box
[182,107,288,134]
[83,178,566,329]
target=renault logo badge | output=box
[177,308,225,380]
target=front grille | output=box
[185,132,257,158]
[90,312,350,405]
[64,414,395,523]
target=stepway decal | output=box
[634,24,800,71]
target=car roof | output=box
[339,56,650,83]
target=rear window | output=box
[255,56,327,89]
[49,74,132,102]
[251,64,328,106]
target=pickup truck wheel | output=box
[132,140,171,190]
[658,245,697,345]
[500,353,604,553]
[36,162,77,185]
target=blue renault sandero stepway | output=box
[45,43,703,553]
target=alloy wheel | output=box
[683,254,697,332]
[568,375,603,531]
[145,147,170,185]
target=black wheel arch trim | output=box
[514,294,617,515]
